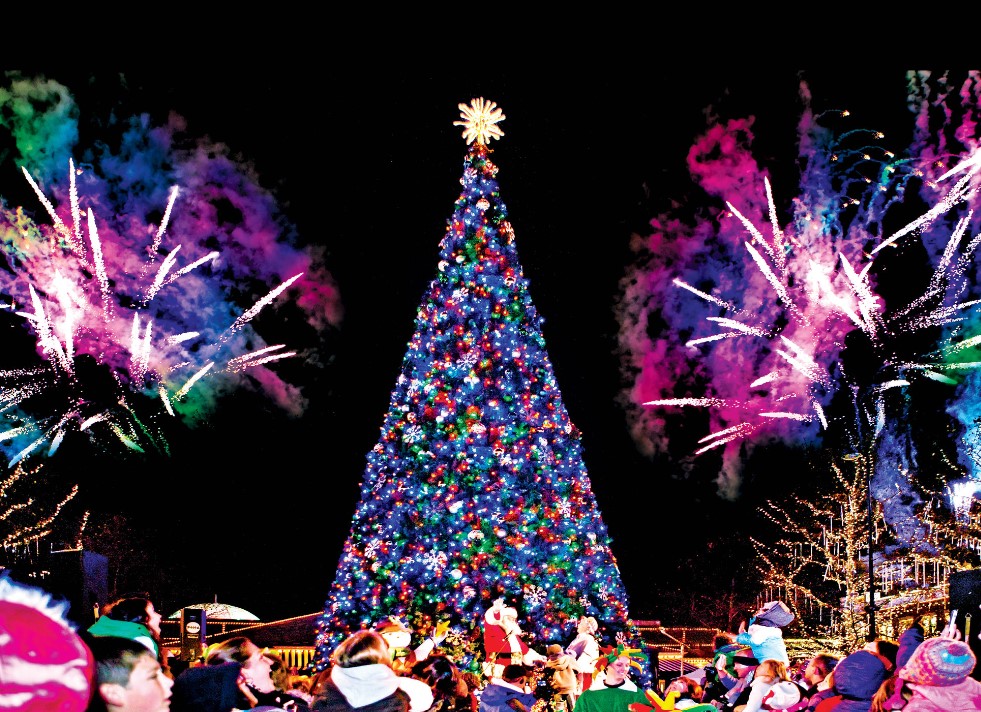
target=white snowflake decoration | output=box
[364,540,380,558]
[403,424,423,443]
[525,585,547,608]
[454,98,505,146]
[557,500,572,518]
[463,585,476,600]
[422,549,448,570]
[457,351,478,368]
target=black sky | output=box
[36,67,921,623]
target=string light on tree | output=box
[313,99,649,683]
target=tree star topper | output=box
[454,98,505,146]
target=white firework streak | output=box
[21,165,81,255]
[167,332,200,344]
[27,285,72,372]
[642,397,727,407]
[129,314,153,385]
[774,334,830,387]
[173,362,215,401]
[226,345,297,373]
[872,151,981,253]
[687,331,747,347]
[86,209,113,322]
[807,258,864,329]
[765,177,789,275]
[695,422,757,454]
[759,412,813,421]
[750,372,780,387]
[837,253,881,336]
[220,272,304,343]
[69,159,82,254]
[672,278,742,313]
[150,186,179,257]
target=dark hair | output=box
[103,596,152,625]
[810,653,839,677]
[502,664,527,683]
[412,654,465,699]
[90,636,156,686]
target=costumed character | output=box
[482,598,546,679]
[0,572,94,712]
[627,687,717,712]
[567,616,600,694]
[591,643,648,687]
[375,616,450,675]
[735,600,793,665]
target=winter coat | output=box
[170,662,244,712]
[902,675,981,711]
[477,679,538,712]
[567,633,600,675]
[546,653,578,694]
[317,663,434,712]
[813,650,889,712]
[736,625,789,665]
[894,626,924,671]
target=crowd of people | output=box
[3,573,980,712]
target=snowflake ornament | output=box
[525,585,547,607]
[454,98,505,145]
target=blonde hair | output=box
[755,659,789,682]
[332,630,391,668]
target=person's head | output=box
[264,649,291,692]
[104,595,163,638]
[754,659,788,683]
[375,616,413,651]
[412,654,468,699]
[331,630,391,668]
[896,636,977,687]
[501,664,527,685]
[803,653,838,686]
[0,573,94,712]
[89,636,173,712]
[732,650,759,679]
[603,655,632,685]
[863,639,898,671]
[577,617,598,635]
[753,600,794,629]
[205,636,274,690]
[665,675,703,701]
[546,644,564,659]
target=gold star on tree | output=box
[454,98,505,146]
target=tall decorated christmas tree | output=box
[314,99,648,681]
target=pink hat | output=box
[897,636,977,686]
[0,575,94,711]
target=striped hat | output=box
[897,636,977,686]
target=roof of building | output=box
[166,602,260,621]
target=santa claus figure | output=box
[482,598,546,679]
[375,616,450,675]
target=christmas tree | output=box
[313,99,648,681]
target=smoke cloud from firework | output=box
[0,72,342,464]
[617,71,981,531]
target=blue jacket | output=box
[478,680,537,712]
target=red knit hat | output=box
[897,636,977,686]
[0,574,94,711]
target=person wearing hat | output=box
[574,651,648,712]
[736,601,794,666]
[882,634,981,711]
[0,573,94,712]
[716,649,759,711]
[544,643,578,712]
[812,649,888,712]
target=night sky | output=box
[5,66,928,624]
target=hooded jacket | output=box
[814,650,888,712]
[902,675,981,711]
[320,663,434,712]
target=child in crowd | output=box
[736,601,794,665]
